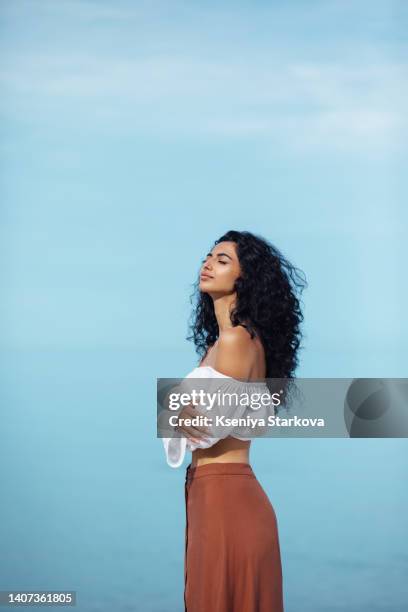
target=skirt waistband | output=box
[186,462,254,482]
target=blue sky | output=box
[0,0,407,376]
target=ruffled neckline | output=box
[190,365,268,387]
[197,365,229,377]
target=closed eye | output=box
[201,259,228,265]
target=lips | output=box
[200,273,213,280]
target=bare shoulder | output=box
[218,325,252,347]
[214,325,254,379]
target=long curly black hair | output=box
[186,230,308,411]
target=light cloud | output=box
[1,0,406,156]
[1,53,406,155]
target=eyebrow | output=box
[206,251,233,260]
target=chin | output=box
[199,281,214,290]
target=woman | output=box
[168,230,307,612]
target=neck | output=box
[212,293,236,332]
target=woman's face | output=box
[199,241,242,294]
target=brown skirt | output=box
[184,462,284,612]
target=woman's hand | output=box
[174,402,211,446]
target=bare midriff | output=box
[191,329,264,468]
[191,437,251,467]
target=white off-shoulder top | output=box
[161,365,274,468]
